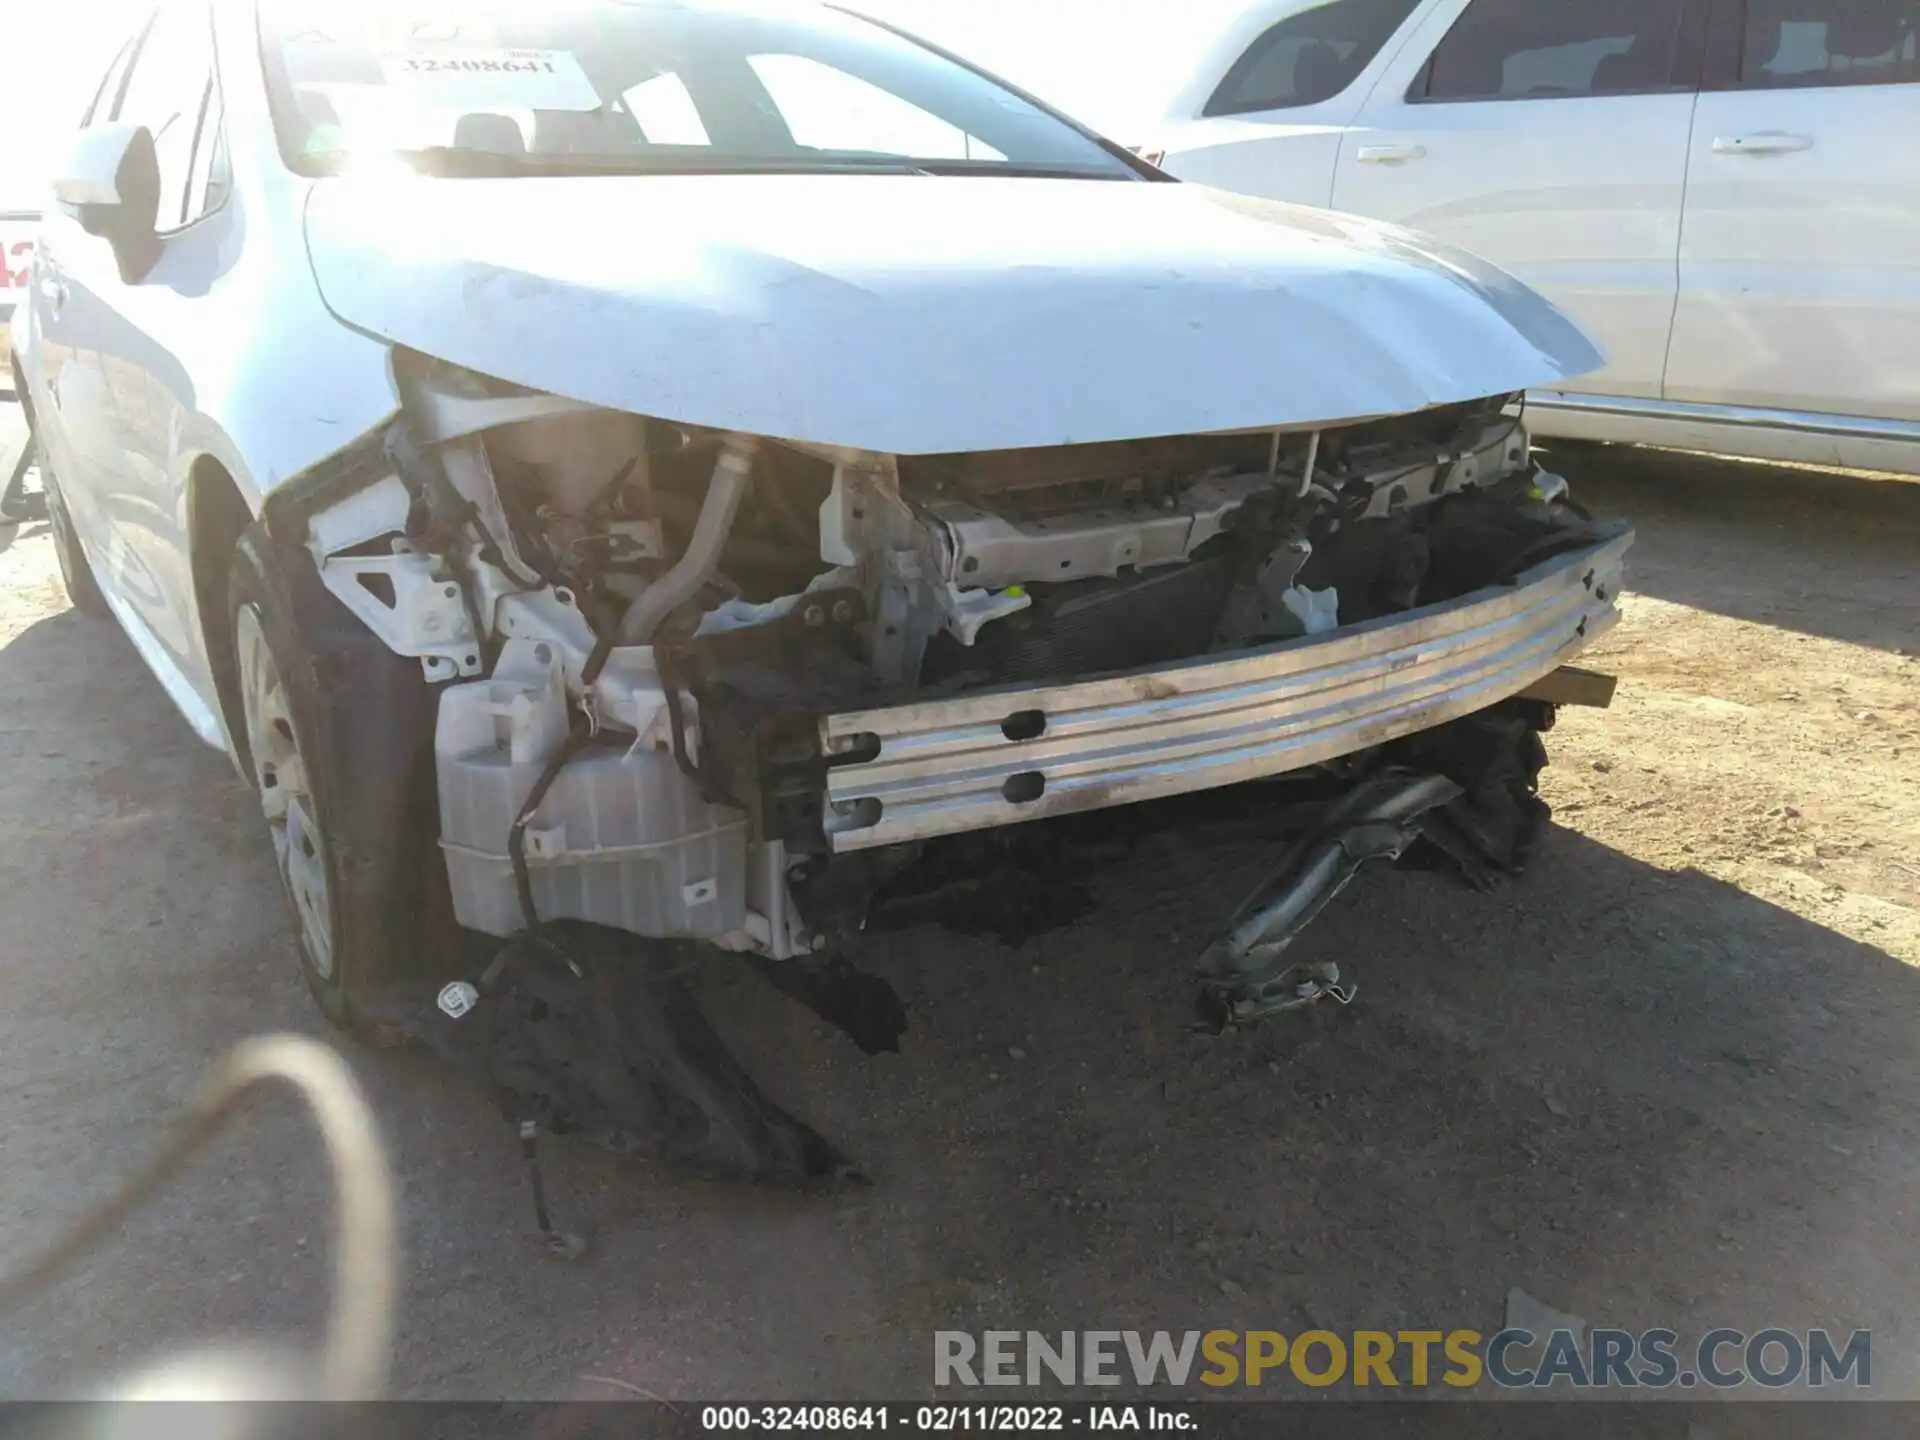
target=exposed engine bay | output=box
[283,356,1624,976]
[257,353,1632,1182]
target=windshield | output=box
[257,0,1143,179]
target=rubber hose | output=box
[616,434,759,646]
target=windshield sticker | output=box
[377,49,603,111]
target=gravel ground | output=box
[0,437,1914,1401]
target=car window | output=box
[82,23,148,127]
[1206,0,1423,116]
[184,78,233,222]
[112,1,215,229]
[748,54,1007,161]
[256,0,1141,181]
[622,74,714,147]
[1735,0,1918,88]
[1418,0,1691,101]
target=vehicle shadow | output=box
[1547,442,1920,655]
[0,518,48,559]
[2,573,1917,1401]
[776,806,1920,1397]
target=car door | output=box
[1157,0,1435,205]
[53,0,225,667]
[1663,0,1920,426]
[29,24,145,566]
[1331,0,1707,401]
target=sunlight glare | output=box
[2,0,154,202]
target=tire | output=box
[227,522,450,1028]
[44,464,109,617]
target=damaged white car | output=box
[14,0,1629,1181]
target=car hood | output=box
[305,174,1600,455]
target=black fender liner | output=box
[260,415,401,547]
[235,522,454,1021]
[411,922,859,1185]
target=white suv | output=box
[1126,0,1920,474]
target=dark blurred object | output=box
[409,922,862,1185]
[1,416,46,523]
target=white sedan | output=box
[1002,0,1920,475]
[11,0,1626,1135]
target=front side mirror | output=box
[52,122,161,282]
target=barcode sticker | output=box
[377,48,602,111]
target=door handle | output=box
[38,276,68,314]
[1356,143,1427,166]
[1711,132,1814,156]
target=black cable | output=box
[575,461,649,686]
[582,628,618,687]
[509,723,595,933]
[585,455,642,519]
[387,416,550,671]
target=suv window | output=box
[1206,0,1423,116]
[1734,0,1918,89]
[1417,0,1691,102]
[112,1,215,230]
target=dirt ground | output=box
[0,438,1915,1401]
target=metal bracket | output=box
[925,471,1273,590]
[318,545,482,682]
[304,474,411,558]
[1519,665,1617,709]
[1357,419,1530,519]
[935,580,1032,647]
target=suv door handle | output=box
[1711,132,1814,156]
[39,276,68,314]
[1356,143,1427,165]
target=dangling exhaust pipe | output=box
[1195,770,1462,1029]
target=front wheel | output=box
[228,525,448,1027]
[234,595,342,999]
